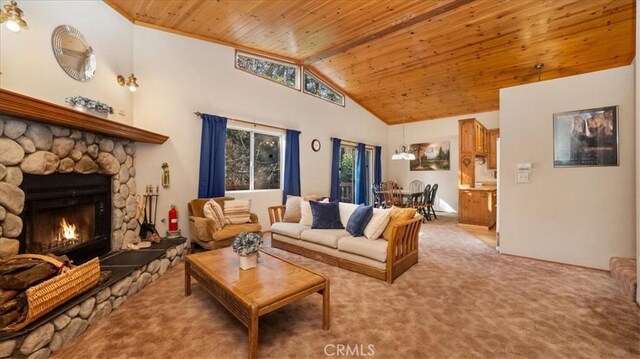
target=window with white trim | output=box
[225,128,282,191]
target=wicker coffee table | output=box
[184,247,330,359]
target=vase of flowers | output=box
[232,232,263,270]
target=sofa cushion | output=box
[339,202,359,227]
[338,236,388,263]
[300,198,327,226]
[382,206,417,241]
[301,229,350,249]
[211,222,261,242]
[271,222,310,239]
[363,208,392,240]
[346,204,373,237]
[310,201,344,229]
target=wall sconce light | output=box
[117,73,139,92]
[0,0,28,33]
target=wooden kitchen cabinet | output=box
[475,122,487,155]
[458,189,496,228]
[487,129,500,169]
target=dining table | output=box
[378,189,423,207]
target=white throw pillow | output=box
[299,200,312,226]
[339,202,359,227]
[363,208,391,240]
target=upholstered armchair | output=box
[188,197,261,250]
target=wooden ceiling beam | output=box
[300,0,475,65]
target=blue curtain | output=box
[354,143,368,205]
[282,129,301,204]
[198,114,227,198]
[374,145,382,185]
[330,138,341,201]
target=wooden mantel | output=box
[0,89,168,144]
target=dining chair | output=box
[371,183,384,208]
[425,184,439,220]
[406,180,424,207]
[413,184,431,222]
[381,181,403,208]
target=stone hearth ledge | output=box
[0,241,188,359]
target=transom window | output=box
[303,70,345,106]
[235,51,300,90]
[225,128,282,191]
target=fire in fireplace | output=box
[19,173,111,264]
[29,204,95,254]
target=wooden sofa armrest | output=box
[267,205,286,225]
[385,216,422,283]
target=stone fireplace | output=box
[19,173,112,263]
[0,115,139,260]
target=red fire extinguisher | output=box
[168,205,178,231]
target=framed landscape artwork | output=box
[409,140,450,171]
[553,106,618,167]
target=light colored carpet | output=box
[53,214,640,358]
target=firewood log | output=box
[0,259,38,275]
[0,310,18,327]
[0,263,57,290]
[0,299,17,315]
[0,290,18,305]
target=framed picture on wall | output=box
[553,106,619,167]
[409,140,450,171]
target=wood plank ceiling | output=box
[105,0,636,124]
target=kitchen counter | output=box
[459,186,497,192]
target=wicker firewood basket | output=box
[1,254,100,332]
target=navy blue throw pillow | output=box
[346,204,373,237]
[309,201,344,229]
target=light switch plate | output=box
[515,171,531,183]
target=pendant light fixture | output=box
[0,0,28,33]
[392,93,416,161]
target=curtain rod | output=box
[330,137,379,149]
[194,112,299,133]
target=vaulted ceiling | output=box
[104,0,636,124]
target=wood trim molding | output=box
[0,89,168,144]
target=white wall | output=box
[387,111,499,212]
[500,65,636,270]
[0,1,134,124]
[132,26,388,234]
[633,0,640,304]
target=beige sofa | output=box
[188,198,262,250]
[267,203,421,283]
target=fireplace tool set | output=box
[138,185,161,243]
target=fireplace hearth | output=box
[19,173,111,264]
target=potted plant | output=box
[232,232,263,270]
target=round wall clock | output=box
[311,139,321,152]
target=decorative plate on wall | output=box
[311,139,321,152]
[51,25,96,82]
